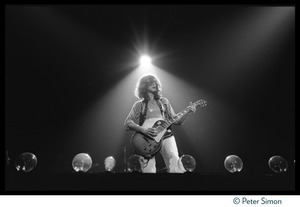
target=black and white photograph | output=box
[5,4,295,196]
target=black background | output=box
[5,5,295,192]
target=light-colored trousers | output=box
[141,136,186,173]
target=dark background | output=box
[5,5,295,186]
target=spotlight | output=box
[139,55,152,67]
[178,154,196,172]
[15,152,37,172]
[268,155,288,173]
[72,153,93,172]
[224,155,243,173]
[104,156,116,172]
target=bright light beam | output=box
[140,55,152,67]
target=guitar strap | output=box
[139,99,148,126]
[156,99,164,116]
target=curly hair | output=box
[134,74,162,100]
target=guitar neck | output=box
[158,107,192,131]
[155,99,206,133]
[169,107,191,126]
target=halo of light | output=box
[104,156,116,172]
[15,152,38,172]
[178,154,196,172]
[72,153,93,172]
[127,154,143,172]
[268,155,288,173]
[224,155,243,173]
[139,55,152,67]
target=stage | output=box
[5,170,295,194]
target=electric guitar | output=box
[130,99,207,159]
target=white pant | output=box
[141,136,186,173]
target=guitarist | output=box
[124,74,196,173]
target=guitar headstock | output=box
[193,99,207,107]
[175,99,207,120]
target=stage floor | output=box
[5,170,296,194]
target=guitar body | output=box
[130,118,168,158]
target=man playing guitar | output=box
[124,74,200,173]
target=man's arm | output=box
[163,98,196,125]
[124,101,158,137]
[175,109,195,125]
[126,120,158,137]
[125,120,145,133]
[124,101,141,131]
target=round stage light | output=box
[15,152,38,172]
[178,154,196,172]
[104,156,116,172]
[224,155,243,173]
[139,55,152,67]
[127,154,143,172]
[72,153,93,172]
[268,155,288,173]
